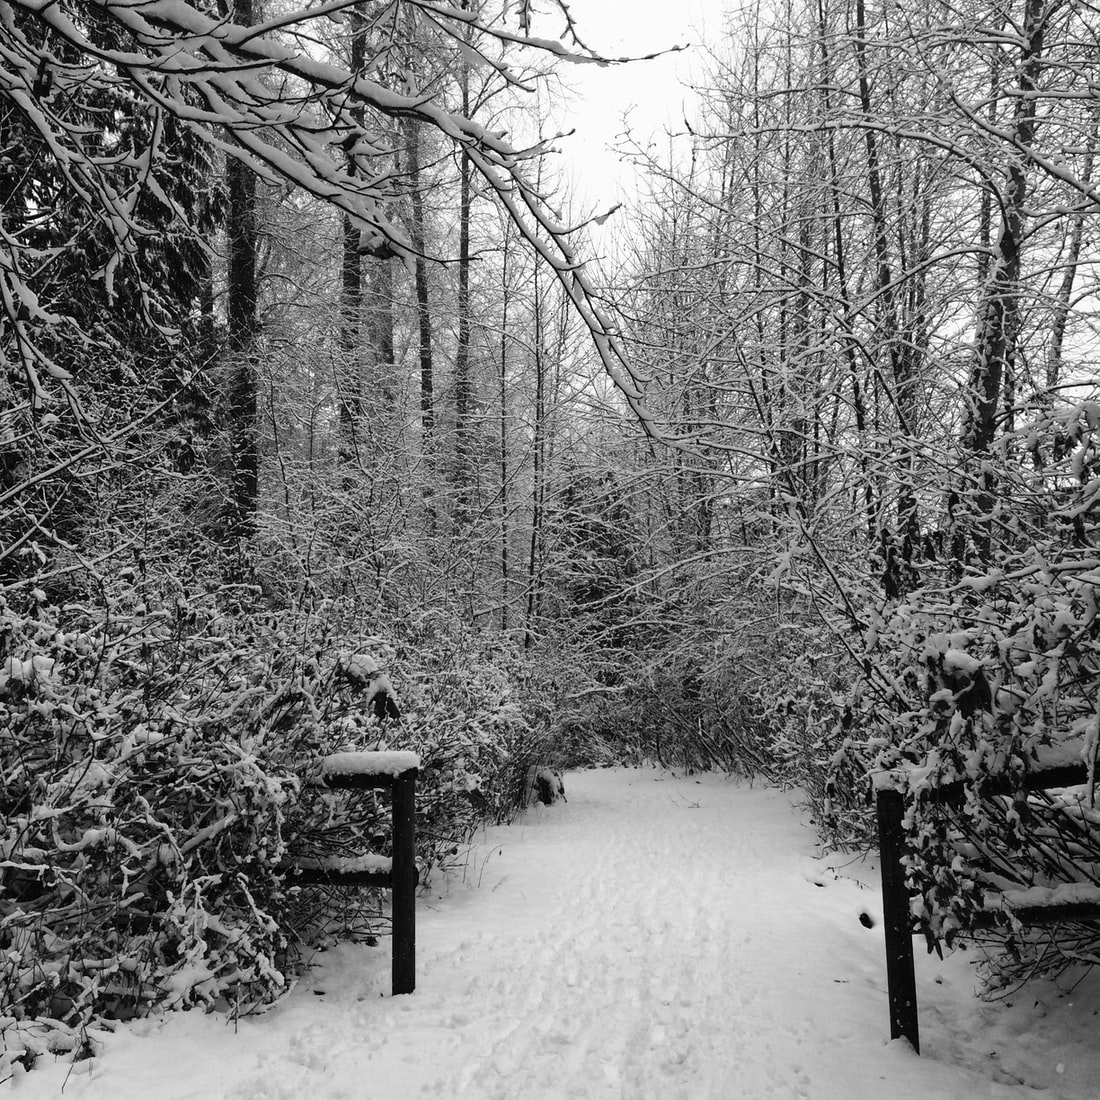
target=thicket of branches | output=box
[596,0,1100,995]
[5,0,1100,1064]
[0,0,635,1071]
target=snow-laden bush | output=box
[0,587,301,1052]
[289,610,559,887]
[0,585,549,1069]
[825,401,1100,988]
[827,564,1100,984]
[555,565,842,783]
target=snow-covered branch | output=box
[1,0,662,435]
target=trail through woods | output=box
[20,769,1100,1099]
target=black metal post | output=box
[390,768,417,995]
[876,787,919,1052]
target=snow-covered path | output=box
[20,768,1100,1098]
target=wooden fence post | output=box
[876,787,919,1052]
[390,768,417,995]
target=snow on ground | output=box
[16,767,1100,1099]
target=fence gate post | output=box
[390,768,417,995]
[876,787,919,1053]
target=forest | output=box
[2,0,1100,1070]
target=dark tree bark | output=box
[368,255,396,406]
[852,0,918,595]
[498,238,511,630]
[524,252,546,651]
[963,0,1045,457]
[955,0,1046,565]
[404,115,436,532]
[224,0,259,542]
[453,142,473,518]
[337,9,367,466]
[1047,135,1094,391]
[452,17,474,520]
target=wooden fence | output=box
[876,760,1100,1053]
[285,753,419,995]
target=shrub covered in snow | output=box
[0,587,302,1059]
[823,402,1100,989]
[0,584,555,1068]
[545,563,843,785]
[824,560,1100,981]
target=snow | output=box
[290,854,393,875]
[992,881,1100,911]
[0,654,55,691]
[1032,738,1090,772]
[944,648,983,676]
[873,737,1094,794]
[340,654,399,712]
[321,751,420,777]
[343,653,380,683]
[15,767,1100,1098]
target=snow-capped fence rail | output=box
[283,752,420,995]
[876,760,1098,1054]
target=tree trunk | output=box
[817,0,874,544]
[852,0,918,595]
[404,116,436,533]
[958,0,1046,564]
[453,49,473,522]
[368,255,396,407]
[338,212,362,464]
[964,0,1044,455]
[525,235,546,651]
[225,0,258,541]
[1047,135,1094,391]
[337,9,367,467]
[499,232,512,631]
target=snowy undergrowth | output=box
[13,768,1100,1099]
[826,550,1100,990]
[0,589,557,1070]
[850,408,1100,979]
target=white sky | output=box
[537,0,721,215]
